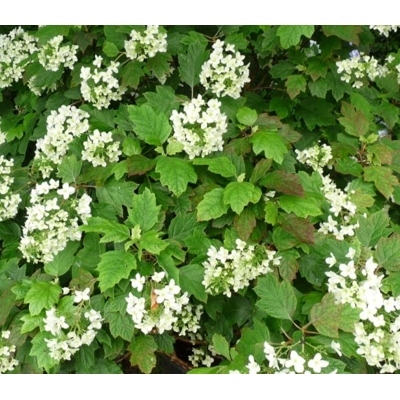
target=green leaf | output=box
[34,25,71,44]
[310,293,361,338]
[338,101,370,137]
[104,295,135,341]
[236,319,270,361]
[223,182,262,214]
[168,212,205,243]
[285,74,307,99]
[146,52,172,82]
[82,217,130,243]
[335,158,363,177]
[179,264,207,303]
[308,79,328,98]
[250,130,288,164]
[269,60,296,79]
[128,188,161,232]
[322,25,363,46]
[364,165,399,199]
[277,25,314,49]
[126,155,156,175]
[375,235,400,272]
[24,281,62,316]
[193,156,237,178]
[44,241,80,277]
[265,201,278,225]
[128,104,171,146]
[279,194,322,218]
[212,333,231,361]
[97,251,137,292]
[357,210,392,248]
[20,313,43,334]
[254,274,297,320]
[57,154,82,183]
[296,98,336,130]
[103,41,119,57]
[30,332,60,373]
[178,40,209,90]
[87,359,123,374]
[249,159,273,184]
[144,86,179,116]
[156,156,197,197]
[96,178,138,217]
[120,60,145,89]
[237,107,258,126]
[129,335,157,374]
[260,170,304,196]
[0,289,15,327]
[383,272,400,297]
[197,188,229,221]
[139,230,169,256]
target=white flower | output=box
[131,273,146,292]
[330,341,342,357]
[285,350,306,373]
[308,353,329,373]
[152,271,165,282]
[246,355,260,374]
[74,288,90,303]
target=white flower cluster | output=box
[43,292,103,362]
[295,143,333,174]
[0,27,38,89]
[81,129,121,167]
[34,105,90,178]
[19,180,91,264]
[336,52,390,89]
[169,94,227,159]
[202,239,281,298]
[233,347,330,374]
[38,35,78,72]
[126,272,203,335]
[200,39,250,99]
[188,344,216,368]
[325,251,400,373]
[124,25,167,62]
[80,55,126,109]
[296,143,358,240]
[0,330,18,374]
[370,25,400,37]
[0,155,22,222]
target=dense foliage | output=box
[1,25,400,374]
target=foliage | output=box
[1,24,400,374]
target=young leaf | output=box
[364,165,399,199]
[254,274,297,320]
[129,335,158,374]
[138,230,169,256]
[259,170,304,196]
[285,75,307,99]
[250,130,288,164]
[24,281,62,316]
[128,188,161,233]
[156,156,197,197]
[223,182,262,214]
[197,188,230,221]
[128,104,171,146]
[338,101,370,137]
[97,251,137,292]
[310,293,361,338]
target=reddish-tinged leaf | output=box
[260,170,304,196]
[234,208,256,241]
[364,165,399,199]
[278,249,300,282]
[281,214,315,245]
[338,101,370,137]
[322,26,364,46]
[127,155,156,176]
